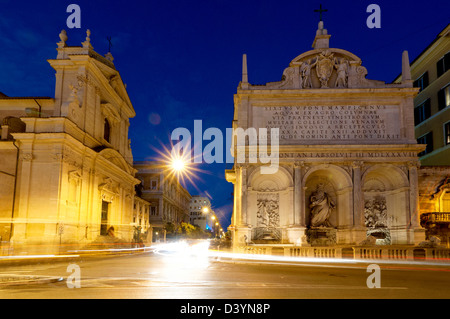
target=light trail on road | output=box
[149,240,450,273]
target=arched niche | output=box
[247,166,293,240]
[303,164,353,228]
[362,164,410,232]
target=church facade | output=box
[0,30,141,254]
[226,20,426,248]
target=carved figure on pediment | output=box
[280,67,295,88]
[300,58,317,88]
[315,50,334,88]
[334,57,349,88]
[309,183,335,227]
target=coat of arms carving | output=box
[315,50,334,88]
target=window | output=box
[437,52,450,78]
[438,85,450,111]
[151,180,157,190]
[445,122,450,146]
[414,99,431,125]
[413,72,429,92]
[417,132,433,156]
[104,118,111,143]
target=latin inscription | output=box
[255,105,400,141]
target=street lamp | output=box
[171,158,185,172]
[202,207,209,214]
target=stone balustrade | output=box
[235,245,450,262]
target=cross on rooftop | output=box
[314,4,328,21]
[107,36,113,52]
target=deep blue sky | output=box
[0,0,448,228]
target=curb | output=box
[0,274,63,287]
[0,248,154,266]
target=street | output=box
[1,242,450,299]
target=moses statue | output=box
[309,183,335,227]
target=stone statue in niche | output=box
[334,57,349,88]
[309,183,335,227]
[315,50,335,88]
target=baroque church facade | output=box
[0,30,141,253]
[226,20,427,248]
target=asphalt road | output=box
[1,248,450,300]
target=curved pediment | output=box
[290,48,361,66]
[95,147,133,175]
[261,46,387,90]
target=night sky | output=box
[0,0,448,228]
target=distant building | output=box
[133,196,152,243]
[0,30,142,254]
[394,24,450,166]
[189,195,214,231]
[134,161,191,241]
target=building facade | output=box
[134,161,191,241]
[392,24,450,246]
[189,195,214,231]
[133,196,152,244]
[394,24,450,166]
[0,30,142,254]
[226,20,425,248]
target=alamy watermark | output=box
[67,263,81,288]
[171,120,279,174]
[366,264,381,288]
[366,4,381,29]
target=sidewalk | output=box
[0,246,154,267]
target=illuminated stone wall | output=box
[0,31,141,254]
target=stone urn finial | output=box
[59,29,68,43]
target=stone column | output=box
[287,162,307,245]
[408,161,420,227]
[293,163,301,226]
[293,162,306,227]
[352,161,366,243]
[235,165,242,226]
[408,161,425,243]
[241,165,248,226]
[233,165,251,251]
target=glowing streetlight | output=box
[202,207,209,214]
[171,158,186,173]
